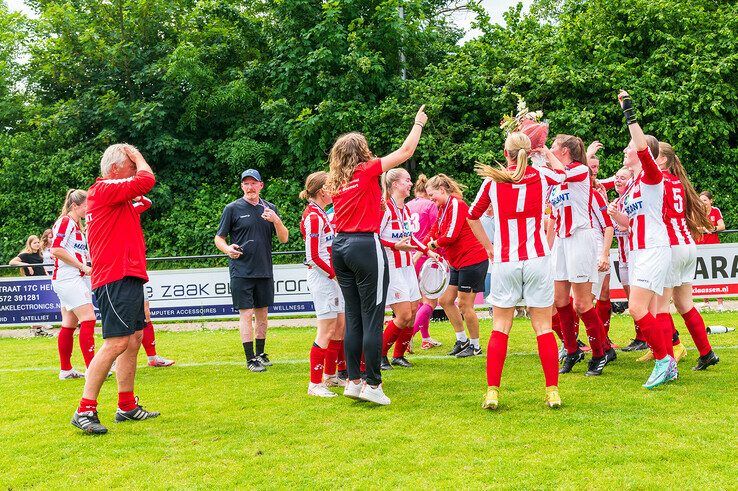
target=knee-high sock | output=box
[656,313,675,358]
[634,319,645,342]
[336,340,346,371]
[557,303,579,355]
[393,327,413,358]
[142,321,157,357]
[551,312,563,341]
[310,343,326,384]
[382,320,400,356]
[536,332,559,387]
[486,330,509,387]
[681,307,712,356]
[637,312,667,360]
[324,339,341,376]
[580,308,605,358]
[412,303,433,339]
[58,326,75,371]
[596,300,612,335]
[78,320,96,368]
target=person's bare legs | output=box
[82,335,131,401]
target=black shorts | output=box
[231,277,274,310]
[94,276,146,339]
[450,260,488,293]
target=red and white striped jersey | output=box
[379,198,426,269]
[661,170,693,246]
[51,215,89,281]
[300,203,335,278]
[549,162,593,239]
[613,197,630,264]
[590,189,613,236]
[469,166,566,263]
[623,149,669,251]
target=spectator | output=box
[697,191,726,311]
[40,229,55,276]
[9,235,47,277]
[214,169,289,372]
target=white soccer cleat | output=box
[358,383,391,405]
[148,355,175,367]
[59,368,85,380]
[323,374,346,387]
[343,380,364,400]
[308,382,338,398]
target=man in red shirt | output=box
[72,144,159,435]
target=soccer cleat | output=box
[391,356,413,368]
[256,353,273,366]
[693,350,719,371]
[558,345,567,362]
[585,356,607,376]
[308,382,338,398]
[323,374,346,387]
[32,326,54,338]
[604,348,617,365]
[622,339,649,352]
[672,342,687,363]
[456,345,482,358]
[247,357,266,372]
[643,356,676,389]
[666,359,679,382]
[545,386,562,409]
[637,350,655,362]
[448,339,469,356]
[337,369,348,381]
[358,383,391,405]
[72,411,107,434]
[115,401,160,422]
[577,339,591,353]
[482,386,499,410]
[148,355,175,367]
[421,338,442,350]
[559,349,585,374]
[59,368,85,380]
[343,380,364,400]
[380,356,393,370]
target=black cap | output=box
[240,169,262,182]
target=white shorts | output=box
[665,244,697,288]
[306,269,344,320]
[618,262,629,286]
[590,234,609,299]
[629,246,671,295]
[488,256,553,308]
[552,228,599,284]
[387,265,422,305]
[52,276,93,311]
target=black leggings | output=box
[332,233,389,386]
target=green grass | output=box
[1,312,737,489]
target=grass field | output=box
[1,312,737,489]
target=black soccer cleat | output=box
[247,357,266,372]
[622,339,649,352]
[447,339,470,356]
[456,345,483,358]
[115,402,160,423]
[72,411,108,435]
[391,356,413,368]
[257,353,273,366]
[604,348,617,365]
[585,356,607,376]
[337,369,348,381]
[692,350,719,371]
[559,349,585,374]
[380,356,393,370]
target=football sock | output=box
[58,326,75,371]
[682,307,712,356]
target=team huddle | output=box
[299,92,720,408]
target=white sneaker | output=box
[323,374,346,387]
[308,382,337,398]
[358,383,391,405]
[59,368,85,380]
[148,355,175,367]
[343,380,364,400]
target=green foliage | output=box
[1,0,737,263]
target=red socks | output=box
[393,327,413,358]
[580,308,606,358]
[310,343,326,384]
[682,307,712,356]
[486,330,509,387]
[382,320,400,356]
[557,303,579,355]
[537,332,559,387]
[656,313,675,358]
[142,321,157,357]
[324,340,340,376]
[637,312,667,359]
[58,326,75,371]
[634,319,645,342]
[118,392,137,412]
[596,300,612,335]
[551,312,563,341]
[78,320,96,367]
[336,340,346,371]
[78,397,97,414]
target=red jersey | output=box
[428,196,487,269]
[379,198,427,269]
[549,162,593,238]
[332,159,383,234]
[698,207,723,244]
[661,170,693,246]
[300,202,335,278]
[85,170,156,289]
[469,166,566,263]
[590,189,613,236]
[622,149,668,251]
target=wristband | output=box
[620,95,637,125]
[414,122,425,128]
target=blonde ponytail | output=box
[476,132,530,183]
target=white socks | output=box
[455,331,468,342]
